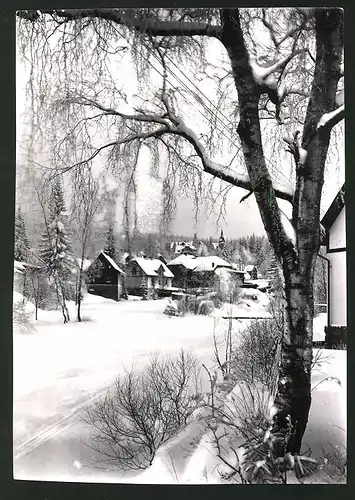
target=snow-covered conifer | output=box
[104,223,117,261]
[14,207,30,262]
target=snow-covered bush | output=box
[197,299,214,316]
[13,300,34,333]
[215,268,241,304]
[164,299,179,316]
[84,349,202,471]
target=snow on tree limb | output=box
[250,50,304,82]
[17,9,222,38]
[280,209,296,245]
[317,105,344,131]
[63,94,295,202]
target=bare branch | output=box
[61,95,295,202]
[17,9,222,38]
[240,190,253,203]
[171,117,294,202]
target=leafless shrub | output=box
[197,299,214,315]
[231,318,282,396]
[13,300,34,333]
[83,349,202,471]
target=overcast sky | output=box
[16,18,344,241]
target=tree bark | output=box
[219,7,343,455]
[274,8,343,454]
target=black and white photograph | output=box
[14,7,346,484]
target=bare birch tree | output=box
[70,168,102,322]
[17,7,344,456]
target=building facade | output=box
[86,251,126,301]
[321,185,346,347]
[125,257,174,296]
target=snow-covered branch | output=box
[17,9,222,38]
[171,118,294,202]
[251,50,304,81]
[283,131,307,168]
[58,94,296,202]
[317,105,344,131]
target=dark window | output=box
[132,266,136,275]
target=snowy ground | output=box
[13,291,345,483]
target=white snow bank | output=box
[214,293,271,320]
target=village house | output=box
[86,251,126,301]
[170,241,196,255]
[167,255,242,290]
[244,264,258,280]
[321,184,346,347]
[125,257,174,296]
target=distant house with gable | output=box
[125,257,174,296]
[86,251,126,301]
[167,254,243,290]
[170,241,196,255]
[244,264,258,280]
[321,184,346,347]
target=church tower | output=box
[218,229,226,250]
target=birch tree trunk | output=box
[220,7,343,453]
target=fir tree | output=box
[192,232,199,249]
[206,236,215,255]
[14,207,30,261]
[39,177,73,323]
[40,178,72,274]
[104,222,117,260]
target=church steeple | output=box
[218,229,225,249]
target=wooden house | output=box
[86,251,126,301]
[125,257,174,296]
[244,264,258,280]
[321,184,346,347]
[167,255,237,290]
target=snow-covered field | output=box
[13,290,346,483]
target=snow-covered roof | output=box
[321,184,345,231]
[75,258,92,271]
[193,256,233,272]
[245,264,257,272]
[118,252,130,263]
[215,267,245,276]
[167,254,197,269]
[100,252,125,274]
[132,258,174,278]
[156,260,174,278]
[167,255,232,272]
